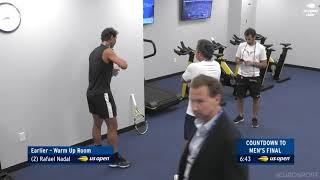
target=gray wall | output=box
[144,0,229,80]
[225,0,258,62]
[0,0,144,168]
[255,0,320,68]
[240,0,257,35]
[225,0,243,62]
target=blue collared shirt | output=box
[183,110,223,180]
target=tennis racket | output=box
[130,94,148,135]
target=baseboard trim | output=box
[3,125,136,173]
[285,64,320,72]
[225,60,320,72]
[146,71,184,82]
[74,125,135,146]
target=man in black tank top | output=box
[86,27,130,168]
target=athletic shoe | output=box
[109,155,131,168]
[252,118,259,128]
[233,115,244,124]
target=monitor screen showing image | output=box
[181,0,213,20]
[144,0,154,24]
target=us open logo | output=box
[304,3,319,17]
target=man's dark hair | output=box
[191,74,223,98]
[244,28,256,37]
[196,39,214,60]
[101,27,118,41]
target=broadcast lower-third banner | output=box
[28,146,114,164]
[236,138,294,165]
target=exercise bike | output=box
[251,34,293,83]
[174,40,227,106]
[269,43,292,83]
[210,39,238,87]
[174,41,195,99]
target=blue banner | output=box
[28,146,114,164]
[236,139,294,165]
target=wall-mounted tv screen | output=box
[143,0,154,24]
[181,0,213,20]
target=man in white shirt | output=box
[233,28,267,128]
[182,39,221,141]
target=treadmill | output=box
[144,39,181,112]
